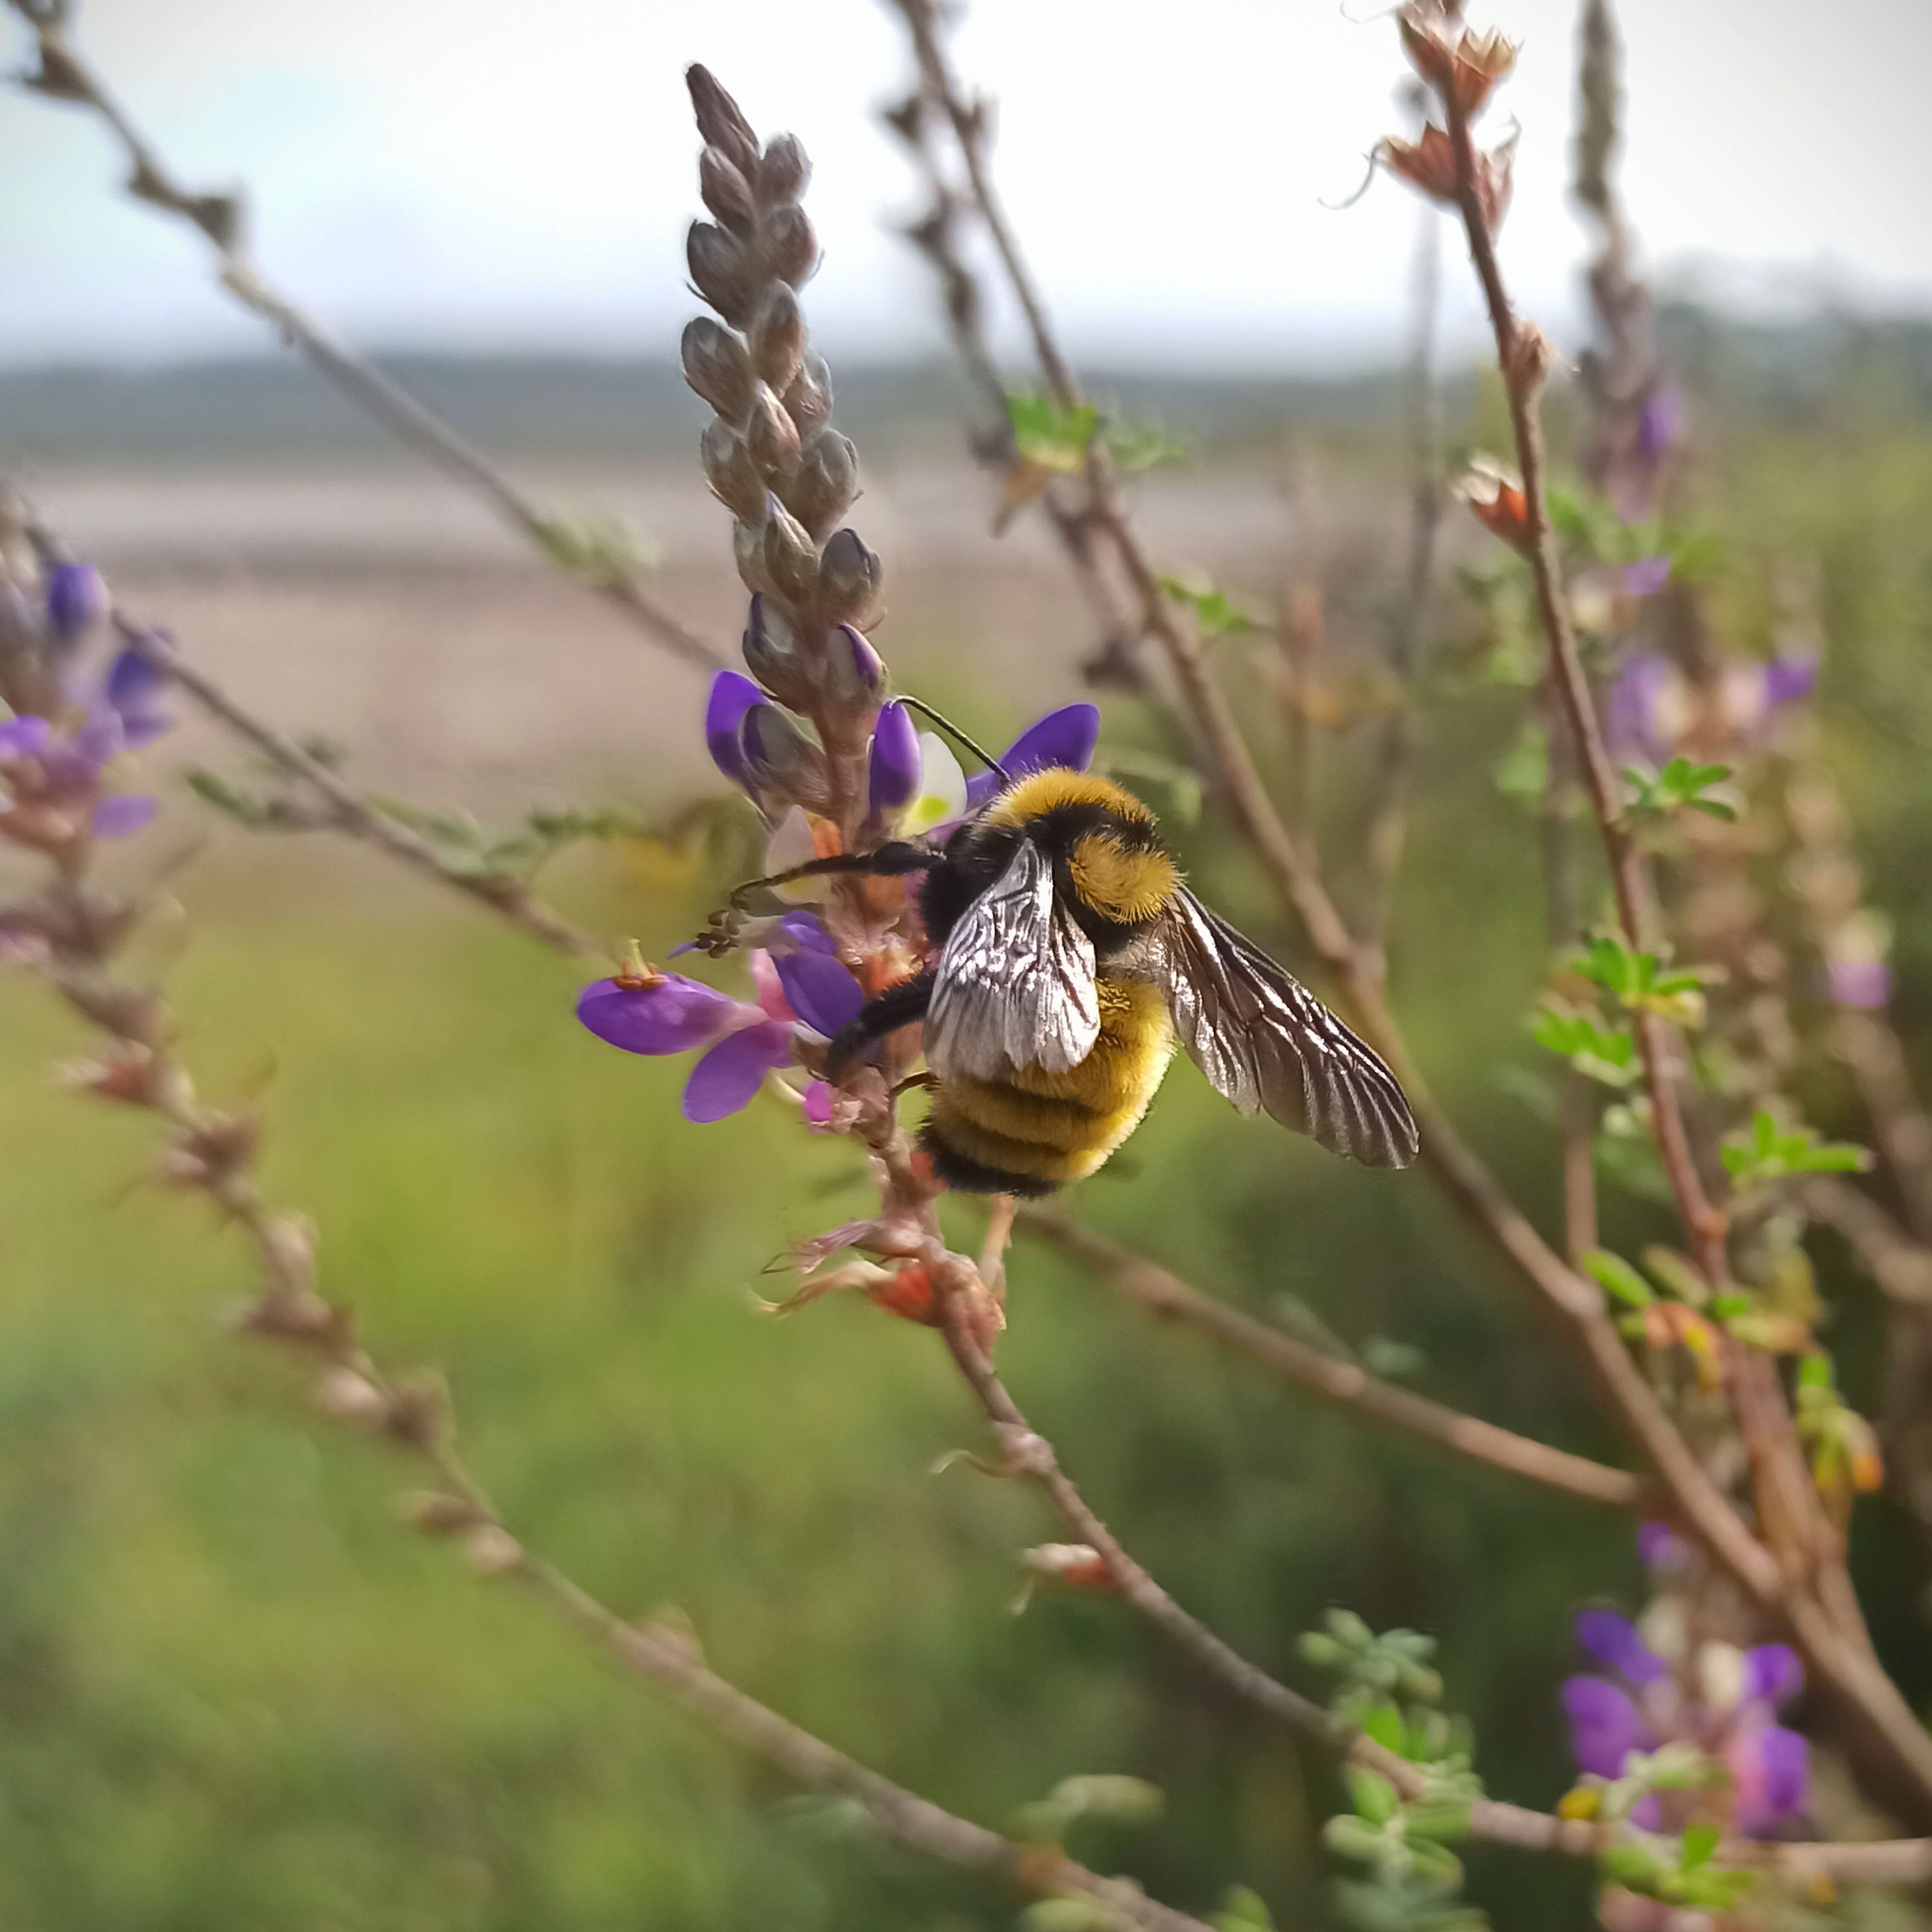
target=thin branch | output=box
[133,633,599,959]
[1806,1178,1932,1310]
[6,3,722,673]
[1015,1205,1640,1509]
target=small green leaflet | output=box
[1624,756,1738,822]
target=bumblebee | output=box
[758,767,1418,1195]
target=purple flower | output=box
[1561,1676,1649,1779]
[1604,653,1676,768]
[1636,1521,1686,1572]
[867,700,922,819]
[103,636,172,750]
[1828,957,1891,1010]
[575,920,863,1124]
[1606,649,1816,768]
[839,624,886,702]
[1636,385,1681,467]
[1575,1609,1670,1685]
[1728,1722,1810,1836]
[44,563,109,648]
[1742,1644,1802,1710]
[1622,556,1672,599]
[962,703,1102,813]
[706,670,763,790]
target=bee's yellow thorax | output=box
[983,769,1150,829]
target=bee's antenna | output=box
[896,697,1010,786]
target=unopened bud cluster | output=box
[1376,4,1519,231]
[682,66,885,847]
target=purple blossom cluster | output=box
[1604,650,1818,773]
[1562,1529,1809,1838]
[0,560,171,867]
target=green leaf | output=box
[1156,571,1259,640]
[1582,1250,1656,1309]
[1680,1821,1719,1871]
[1105,417,1189,473]
[1212,1886,1277,1932]
[1349,1767,1400,1828]
[1798,1351,1834,1395]
[1019,1899,1117,1932]
[1360,1703,1406,1754]
[1007,392,1099,473]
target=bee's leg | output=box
[728,842,936,914]
[824,966,936,1085]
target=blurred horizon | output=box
[6,0,1932,373]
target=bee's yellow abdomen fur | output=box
[923,978,1175,1189]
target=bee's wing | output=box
[925,838,1100,1079]
[1155,891,1419,1169]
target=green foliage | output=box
[1156,572,1260,641]
[1581,1250,1654,1311]
[1570,935,1712,1027]
[1212,1885,1278,1932]
[1104,416,1190,474]
[1095,744,1204,827]
[1596,1817,1754,1913]
[1720,1108,1872,1188]
[1622,757,1738,822]
[1011,1775,1164,1848]
[529,513,660,579]
[1491,723,1547,805]
[1530,1001,1638,1088]
[1006,391,1100,474]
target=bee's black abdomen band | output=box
[918,1124,1062,1198]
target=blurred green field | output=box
[5,379,1932,1930]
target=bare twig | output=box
[128,635,598,958]
[6,2,722,673]
[1015,1205,1639,1509]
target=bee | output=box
[735,764,1418,1196]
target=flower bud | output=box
[1454,456,1535,554]
[740,703,832,811]
[44,562,108,649]
[463,1523,525,1578]
[783,353,833,438]
[313,1367,389,1428]
[686,220,754,325]
[816,527,884,628]
[815,619,885,711]
[867,701,921,819]
[758,495,822,604]
[685,64,760,177]
[787,430,859,538]
[841,624,886,703]
[749,285,806,395]
[681,316,754,421]
[754,132,810,208]
[398,1490,485,1535]
[698,144,756,235]
[744,382,802,484]
[1020,1543,1112,1590]
[383,1370,449,1449]
[706,669,764,787]
[757,204,818,288]
[700,418,765,521]
[741,593,809,701]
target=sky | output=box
[3,0,1931,371]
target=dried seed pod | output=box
[740,703,833,811]
[685,64,760,177]
[786,430,859,538]
[464,1523,526,1578]
[744,382,803,484]
[398,1490,485,1535]
[686,220,754,325]
[754,132,810,208]
[701,418,766,521]
[313,1367,389,1428]
[759,495,822,604]
[749,286,805,394]
[681,316,754,421]
[698,144,756,235]
[783,353,833,438]
[757,204,818,288]
[815,527,884,629]
[384,1370,450,1449]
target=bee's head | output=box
[983,769,1180,930]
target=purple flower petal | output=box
[1623,556,1672,599]
[0,715,53,760]
[801,1079,833,1125]
[1828,958,1891,1010]
[1628,1793,1662,1831]
[1743,1644,1803,1710]
[577,974,743,1056]
[1003,703,1100,778]
[1729,1722,1809,1836]
[1636,1521,1684,1570]
[839,624,885,702]
[1604,653,1673,767]
[1576,1609,1668,1684]
[867,701,922,818]
[1636,384,1682,466]
[43,563,108,647]
[776,910,835,954]
[90,794,156,838]
[705,671,764,789]
[1764,653,1819,710]
[104,641,171,749]
[1561,1676,1644,1779]
[682,1019,792,1122]
[774,946,864,1038]
[70,711,123,772]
